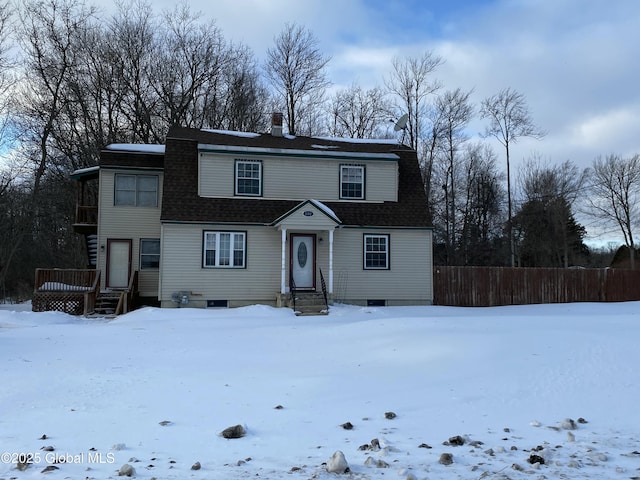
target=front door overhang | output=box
[272,200,341,295]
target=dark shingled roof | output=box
[100,148,164,170]
[157,126,430,228]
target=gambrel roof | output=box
[159,126,431,228]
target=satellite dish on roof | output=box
[393,113,409,131]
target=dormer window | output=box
[340,165,365,199]
[235,159,262,196]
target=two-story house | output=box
[73,118,433,312]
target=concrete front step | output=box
[291,292,329,316]
[275,291,331,315]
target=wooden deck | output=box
[32,269,100,315]
[32,269,138,316]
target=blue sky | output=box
[114,0,640,244]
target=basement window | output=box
[367,299,386,307]
[207,300,228,308]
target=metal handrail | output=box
[289,270,297,313]
[319,268,329,312]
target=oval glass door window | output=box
[297,242,308,267]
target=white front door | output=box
[291,234,315,289]
[107,239,131,288]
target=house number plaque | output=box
[303,211,314,216]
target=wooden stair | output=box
[93,291,122,316]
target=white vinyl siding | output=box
[330,228,432,304]
[199,153,397,202]
[161,224,282,304]
[98,169,163,297]
[160,223,432,306]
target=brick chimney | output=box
[271,112,283,137]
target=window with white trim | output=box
[235,160,262,196]
[114,174,158,207]
[340,165,365,199]
[364,234,389,269]
[140,239,160,269]
[203,231,246,268]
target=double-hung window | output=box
[203,231,246,268]
[115,174,158,207]
[364,234,389,270]
[140,239,160,269]
[340,165,365,199]
[235,160,262,196]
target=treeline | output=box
[0,0,633,300]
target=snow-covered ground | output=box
[1,301,639,479]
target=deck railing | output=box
[75,205,98,225]
[32,269,101,315]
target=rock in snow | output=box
[444,435,466,446]
[326,450,349,473]
[117,463,135,476]
[220,424,246,439]
[439,452,454,465]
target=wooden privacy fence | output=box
[433,266,640,306]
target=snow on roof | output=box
[71,165,99,176]
[106,144,165,154]
[309,199,339,222]
[201,128,261,138]
[312,135,400,145]
[311,144,339,149]
[198,128,397,146]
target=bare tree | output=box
[480,87,544,267]
[435,88,474,263]
[215,43,269,133]
[385,52,443,150]
[0,0,15,150]
[326,83,393,138]
[150,4,230,130]
[107,0,159,143]
[16,0,99,194]
[264,23,330,135]
[588,153,640,268]
[458,142,505,265]
[419,103,446,213]
[516,157,588,267]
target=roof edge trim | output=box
[197,144,399,161]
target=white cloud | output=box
[572,108,639,151]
